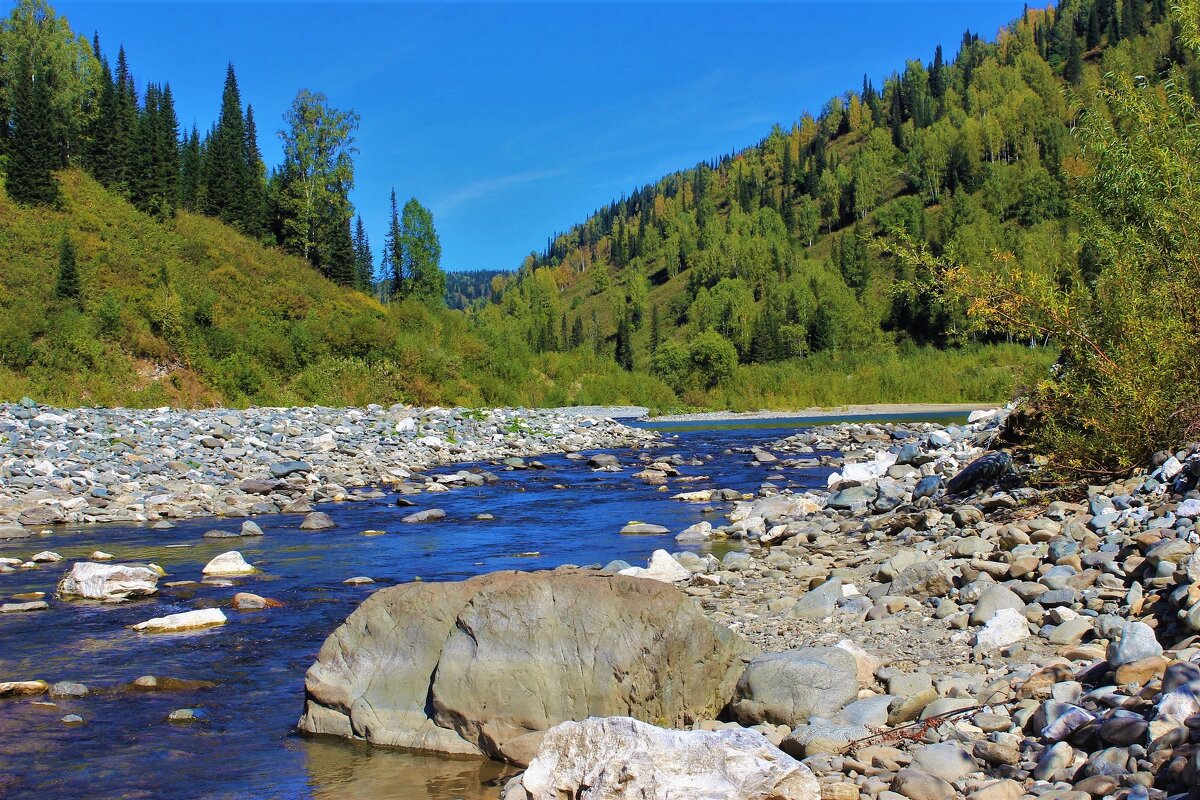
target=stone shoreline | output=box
[650,402,997,423]
[596,406,1200,800]
[0,402,657,532]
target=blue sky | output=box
[55,1,1028,271]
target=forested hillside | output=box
[13,0,1187,412]
[490,0,1177,407]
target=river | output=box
[0,413,963,800]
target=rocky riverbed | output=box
[0,401,656,532]
[515,406,1200,800]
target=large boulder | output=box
[730,647,860,726]
[56,562,160,602]
[502,716,819,800]
[298,570,752,763]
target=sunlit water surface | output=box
[0,414,963,799]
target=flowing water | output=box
[0,414,963,800]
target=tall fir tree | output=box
[179,123,201,210]
[86,35,117,184]
[384,189,404,299]
[242,105,267,238]
[326,214,356,287]
[352,215,373,291]
[204,64,252,231]
[1064,34,1084,83]
[615,310,634,370]
[55,232,80,300]
[112,46,138,193]
[155,83,179,213]
[7,51,59,205]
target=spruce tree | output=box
[179,124,201,210]
[326,214,356,287]
[7,52,59,206]
[571,315,584,349]
[615,310,634,370]
[1064,35,1084,84]
[55,233,81,300]
[112,47,139,193]
[243,105,268,238]
[649,303,661,353]
[131,82,159,210]
[155,84,179,214]
[352,215,373,290]
[87,37,117,184]
[205,64,251,230]
[384,189,404,299]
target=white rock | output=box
[311,432,337,451]
[129,608,227,633]
[1178,498,1200,519]
[31,551,63,563]
[672,490,714,503]
[56,562,160,602]
[508,716,819,800]
[89,551,115,561]
[1163,457,1184,480]
[676,521,713,542]
[619,550,691,583]
[201,551,257,576]
[974,607,1030,650]
[968,409,999,424]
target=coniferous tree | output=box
[326,214,356,287]
[571,315,585,349]
[352,215,373,291]
[130,81,158,209]
[111,46,138,192]
[242,105,267,237]
[86,35,116,183]
[155,83,179,212]
[7,51,59,205]
[55,233,80,300]
[930,44,946,99]
[384,189,404,298]
[179,123,201,210]
[1064,34,1084,83]
[1087,4,1103,48]
[205,64,251,230]
[615,310,634,370]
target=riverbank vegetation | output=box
[0,0,1188,435]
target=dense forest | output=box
[488,0,1181,409]
[446,270,505,310]
[0,0,1190,431]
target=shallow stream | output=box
[0,414,961,799]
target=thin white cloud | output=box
[433,168,565,216]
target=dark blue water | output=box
[0,417,958,800]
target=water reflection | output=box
[304,738,518,800]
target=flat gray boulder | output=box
[730,646,860,726]
[298,570,752,763]
[299,512,336,530]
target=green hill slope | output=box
[487,0,1180,408]
[0,170,467,406]
[0,170,688,409]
